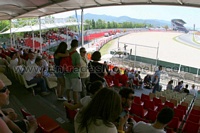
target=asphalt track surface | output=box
[108,31,200,68]
[177,33,200,49]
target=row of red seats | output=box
[104,74,128,88]
[131,93,200,133]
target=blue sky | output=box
[53,5,200,29]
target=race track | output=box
[108,31,200,68]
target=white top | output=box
[23,63,41,81]
[42,59,49,71]
[80,56,90,78]
[133,122,166,133]
[190,88,198,96]
[80,96,92,109]
[9,58,18,69]
[26,59,35,66]
[74,118,117,133]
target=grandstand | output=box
[171,19,188,33]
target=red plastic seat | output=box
[190,109,200,116]
[145,109,158,123]
[187,114,200,123]
[182,121,200,133]
[113,79,123,87]
[174,108,184,121]
[144,100,157,111]
[20,108,32,119]
[37,115,60,133]
[141,93,150,102]
[52,127,69,133]
[153,97,162,106]
[167,117,180,131]
[133,115,149,123]
[130,103,148,118]
[133,96,143,105]
[177,105,187,114]
[65,106,78,121]
[157,104,167,112]
[165,101,175,109]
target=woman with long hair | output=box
[75,88,128,133]
[54,42,69,100]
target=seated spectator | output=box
[133,107,174,133]
[190,84,198,97]
[23,56,50,96]
[118,88,135,130]
[75,88,128,133]
[26,52,35,66]
[143,74,152,89]
[41,55,49,74]
[0,80,38,133]
[8,52,22,69]
[181,84,189,94]
[166,80,174,90]
[63,81,103,110]
[174,82,182,92]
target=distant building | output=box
[171,19,188,33]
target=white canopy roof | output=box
[1,0,200,20]
[0,22,84,34]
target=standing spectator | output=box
[54,42,69,100]
[88,51,107,85]
[152,66,162,93]
[166,80,174,90]
[190,84,198,97]
[79,47,90,98]
[182,84,189,94]
[133,107,174,133]
[65,39,81,104]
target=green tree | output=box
[92,19,95,29]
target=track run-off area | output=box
[105,31,200,69]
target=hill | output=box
[74,13,171,27]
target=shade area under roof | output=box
[1,0,200,20]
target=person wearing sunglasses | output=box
[0,80,38,133]
[79,47,90,98]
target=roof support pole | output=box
[10,20,12,47]
[39,17,42,52]
[81,8,84,46]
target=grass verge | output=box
[99,40,114,56]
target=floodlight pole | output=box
[39,17,42,52]
[81,8,84,46]
[134,45,137,68]
[10,20,12,47]
[155,42,159,67]
[196,68,199,77]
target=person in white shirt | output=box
[190,84,198,97]
[26,52,35,66]
[8,52,22,69]
[79,47,90,98]
[133,107,174,133]
[23,56,50,96]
